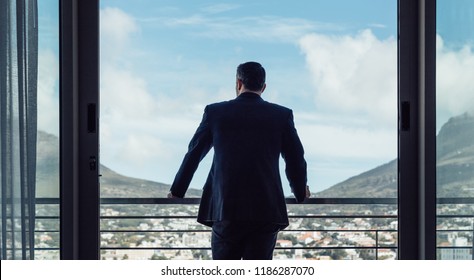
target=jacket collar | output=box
[236,92,262,100]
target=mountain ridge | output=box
[36,113,474,198]
[317,113,474,198]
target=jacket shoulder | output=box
[206,100,232,110]
[263,101,293,115]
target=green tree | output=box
[150,254,168,260]
[330,249,347,260]
[357,249,374,260]
[303,252,313,259]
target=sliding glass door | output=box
[436,0,474,260]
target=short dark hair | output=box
[236,62,266,91]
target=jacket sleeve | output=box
[170,106,213,197]
[281,110,307,203]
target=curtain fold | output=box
[0,0,38,260]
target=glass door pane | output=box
[436,0,474,260]
[100,0,397,260]
[35,0,60,259]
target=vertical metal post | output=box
[398,0,436,259]
[77,0,100,260]
[60,0,99,259]
[472,221,474,260]
[399,0,421,260]
[376,230,379,260]
[422,0,437,261]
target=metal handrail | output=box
[33,196,474,205]
[99,197,399,205]
[33,197,474,260]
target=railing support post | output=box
[376,230,379,260]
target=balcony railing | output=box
[34,197,474,260]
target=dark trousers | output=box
[211,221,280,260]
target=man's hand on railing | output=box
[167,192,177,198]
[306,185,311,198]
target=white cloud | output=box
[37,50,59,135]
[101,65,157,119]
[298,121,396,160]
[147,15,339,43]
[436,35,474,125]
[368,23,387,29]
[99,7,210,182]
[200,3,240,14]
[166,14,208,26]
[295,30,399,186]
[298,29,474,132]
[119,134,168,164]
[298,29,397,126]
[100,7,139,46]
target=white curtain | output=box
[0,0,38,260]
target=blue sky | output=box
[37,0,473,196]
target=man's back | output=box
[200,92,306,227]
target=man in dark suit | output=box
[168,61,309,259]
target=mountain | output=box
[316,160,398,198]
[36,131,201,198]
[436,113,474,197]
[36,113,474,198]
[36,131,60,197]
[99,164,201,198]
[317,113,474,198]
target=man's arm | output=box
[281,110,308,202]
[169,107,212,198]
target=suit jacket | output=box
[170,92,307,229]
